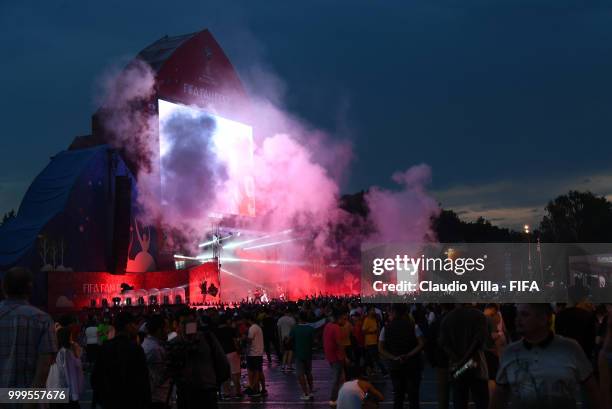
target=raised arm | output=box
[359,380,384,402]
[307,317,327,329]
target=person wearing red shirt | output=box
[323,310,347,407]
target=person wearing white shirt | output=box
[337,377,384,409]
[50,327,84,409]
[245,315,266,397]
[84,318,99,367]
[277,310,296,371]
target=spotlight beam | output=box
[174,254,200,260]
[198,234,234,248]
[220,256,309,266]
[223,229,292,250]
[220,268,268,289]
[197,238,216,248]
[175,254,215,263]
[196,252,213,260]
[242,237,304,251]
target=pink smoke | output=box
[365,164,440,243]
[97,58,439,262]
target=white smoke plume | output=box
[96,60,158,174]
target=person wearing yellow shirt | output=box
[362,307,387,376]
[339,319,354,378]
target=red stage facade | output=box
[47,261,220,313]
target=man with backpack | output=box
[142,315,170,409]
[165,308,229,409]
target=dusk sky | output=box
[2,0,612,230]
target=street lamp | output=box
[524,224,532,275]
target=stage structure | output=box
[0,29,361,311]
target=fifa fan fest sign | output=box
[46,263,220,312]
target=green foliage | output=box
[433,209,523,243]
[539,190,612,243]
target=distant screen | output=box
[158,99,255,217]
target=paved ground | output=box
[76,353,593,408]
[79,353,443,408]
[217,357,441,408]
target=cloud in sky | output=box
[2,0,612,227]
[434,172,612,229]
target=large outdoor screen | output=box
[158,99,255,217]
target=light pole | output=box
[524,224,532,277]
[537,236,544,284]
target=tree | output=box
[539,190,612,242]
[432,209,465,242]
[433,209,522,243]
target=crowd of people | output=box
[1,266,612,409]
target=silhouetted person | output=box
[438,304,489,409]
[555,303,597,360]
[84,316,99,367]
[214,314,242,399]
[0,267,57,398]
[243,313,266,397]
[324,310,348,405]
[379,303,425,409]
[166,312,229,409]
[597,305,612,409]
[290,311,316,400]
[426,303,453,409]
[49,327,84,409]
[142,315,170,409]
[261,308,277,364]
[91,311,151,409]
[278,308,296,371]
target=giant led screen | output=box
[158,99,255,218]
